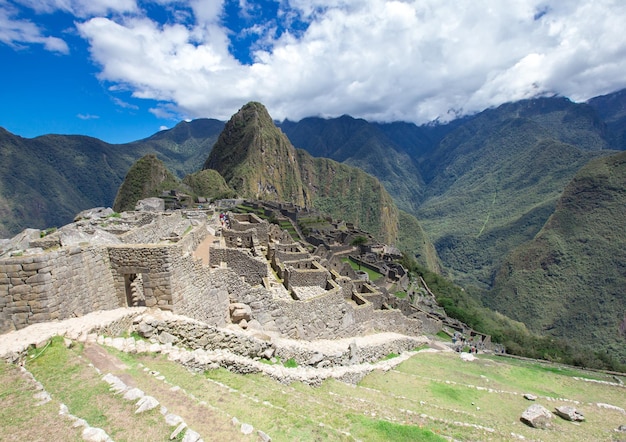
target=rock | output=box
[165,413,184,426]
[170,422,187,439]
[257,430,272,442]
[520,404,553,429]
[159,331,178,344]
[262,348,275,359]
[123,388,145,401]
[135,197,165,212]
[63,338,73,348]
[349,341,359,364]
[239,318,248,329]
[230,303,252,322]
[135,395,159,413]
[555,406,584,422]
[240,423,254,435]
[616,424,626,433]
[307,352,324,366]
[460,352,477,362]
[137,322,155,338]
[82,427,112,442]
[524,393,537,401]
[181,428,201,442]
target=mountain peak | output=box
[202,102,309,206]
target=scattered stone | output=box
[613,376,624,385]
[460,352,476,362]
[181,428,201,442]
[307,352,324,366]
[135,395,159,413]
[523,393,537,401]
[240,423,254,435]
[123,388,145,401]
[170,422,187,440]
[82,426,112,442]
[159,331,178,344]
[616,424,626,433]
[165,413,184,426]
[262,348,275,359]
[555,406,584,422]
[230,303,252,323]
[63,338,73,348]
[257,430,272,441]
[137,322,155,338]
[520,404,553,429]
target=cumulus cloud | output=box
[31,0,626,122]
[0,2,69,53]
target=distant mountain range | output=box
[2,90,625,363]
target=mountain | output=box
[0,121,224,237]
[0,128,136,237]
[129,119,224,176]
[203,102,409,247]
[280,116,429,213]
[415,97,615,288]
[113,154,181,212]
[587,88,626,151]
[203,102,309,208]
[490,150,626,363]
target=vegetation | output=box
[400,253,626,372]
[491,150,626,365]
[182,169,236,200]
[112,154,181,212]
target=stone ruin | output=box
[0,202,442,343]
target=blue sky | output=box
[2,0,626,144]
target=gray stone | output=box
[262,348,275,359]
[123,388,145,401]
[181,428,201,442]
[616,424,626,433]
[159,331,178,344]
[520,404,553,429]
[170,422,187,439]
[523,393,537,401]
[82,427,112,442]
[165,413,184,426]
[307,352,324,366]
[135,395,159,413]
[257,430,272,442]
[555,406,584,422]
[135,197,165,212]
[240,423,254,435]
[137,321,155,338]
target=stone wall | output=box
[222,228,256,249]
[284,260,329,291]
[119,212,193,244]
[209,247,268,286]
[0,246,118,332]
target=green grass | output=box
[348,415,445,441]
[342,257,383,282]
[436,331,452,341]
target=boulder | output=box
[135,197,165,212]
[520,404,553,429]
[555,406,584,422]
[230,303,252,323]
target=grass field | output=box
[2,336,625,441]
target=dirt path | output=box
[193,233,216,266]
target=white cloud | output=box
[77,113,99,119]
[74,0,626,124]
[13,0,137,17]
[0,3,69,53]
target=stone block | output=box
[26,273,52,285]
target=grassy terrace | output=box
[342,257,384,282]
[3,336,625,441]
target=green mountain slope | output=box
[416,97,614,288]
[203,102,435,259]
[113,154,181,212]
[204,102,309,208]
[490,151,626,363]
[0,120,224,237]
[280,116,428,213]
[588,88,626,151]
[129,119,224,176]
